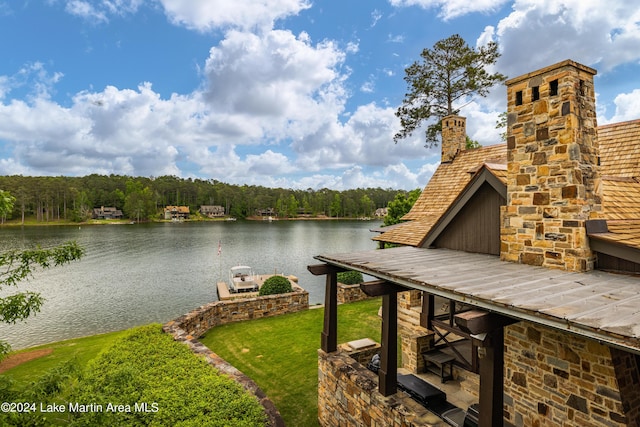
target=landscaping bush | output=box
[68,324,266,427]
[337,270,363,285]
[258,275,292,296]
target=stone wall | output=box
[337,283,372,304]
[501,60,601,272]
[166,289,309,338]
[318,347,448,427]
[503,321,640,426]
[163,289,308,427]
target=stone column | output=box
[501,60,601,272]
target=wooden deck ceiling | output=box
[315,246,640,354]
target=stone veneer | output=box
[337,282,373,304]
[501,60,601,272]
[441,115,467,163]
[503,321,640,426]
[163,289,308,427]
[318,345,448,427]
[166,289,308,338]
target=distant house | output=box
[164,205,190,220]
[92,206,123,220]
[256,208,275,217]
[310,60,640,427]
[199,205,225,218]
[374,207,388,218]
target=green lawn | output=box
[1,329,129,386]
[199,297,384,427]
[1,298,386,427]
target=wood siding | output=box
[432,182,505,255]
[596,252,640,275]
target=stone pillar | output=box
[501,60,601,272]
[441,115,467,163]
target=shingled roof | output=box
[589,119,640,253]
[374,143,507,246]
[376,119,640,255]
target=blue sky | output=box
[1,1,639,190]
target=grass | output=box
[1,298,388,427]
[199,297,385,427]
[1,329,129,387]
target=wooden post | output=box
[478,328,504,427]
[420,293,434,330]
[379,291,398,396]
[321,271,338,353]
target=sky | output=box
[0,1,639,191]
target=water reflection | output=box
[0,220,380,349]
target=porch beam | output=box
[359,279,408,297]
[455,310,517,335]
[307,263,347,276]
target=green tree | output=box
[395,34,506,147]
[124,180,156,222]
[496,111,507,141]
[0,241,84,360]
[0,190,16,224]
[466,135,481,149]
[384,189,421,226]
[329,193,342,218]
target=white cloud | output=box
[494,0,640,77]
[63,0,142,23]
[159,0,311,32]
[602,89,640,124]
[201,29,349,143]
[389,0,509,20]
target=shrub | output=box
[337,270,363,285]
[68,324,266,426]
[258,275,293,296]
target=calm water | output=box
[0,220,380,350]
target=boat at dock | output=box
[216,265,300,301]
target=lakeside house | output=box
[310,60,640,426]
[92,206,123,220]
[164,205,190,220]
[199,205,225,218]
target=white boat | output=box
[216,266,300,300]
[228,265,258,293]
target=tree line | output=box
[0,174,412,222]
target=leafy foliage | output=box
[383,189,421,226]
[0,241,84,360]
[336,270,363,285]
[0,175,402,222]
[395,34,506,147]
[258,275,293,296]
[0,189,16,223]
[68,324,266,426]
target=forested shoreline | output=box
[0,175,408,223]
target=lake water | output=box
[0,220,381,350]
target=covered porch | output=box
[309,246,640,427]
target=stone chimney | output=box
[441,115,466,163]
[500,60,601,272]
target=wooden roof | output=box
[315,246,640,354]
[377,119,640,251]
[599,119,640,178]
[374,144,507,245]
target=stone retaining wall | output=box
[337,283,371,304]
[318,346,448,426]
[163,289,308,427]
[168,289,309,338]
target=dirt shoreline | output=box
[0,348,54,373]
